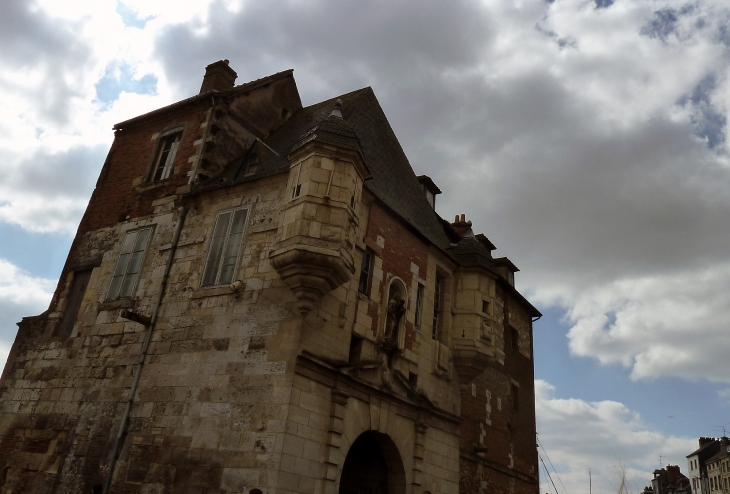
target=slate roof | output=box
[447,236,495,271]
[687,439,721,458]
[191,77,541,317]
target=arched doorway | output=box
[339,431,406,494]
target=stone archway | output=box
[338,431,406,494]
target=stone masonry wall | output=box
[458,285,538,494]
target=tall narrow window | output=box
[358,249,373,295]
[202,208,249,286]
[414,283,425,329]
[57,268,92,337]
[432,275,443,340]
[152,131,182,182]
[108,228,153,299]
[348,335,363,364]
[511,383,519,410]
[511,327,519,351]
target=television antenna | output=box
[711,426,727,437]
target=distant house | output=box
[705,438,730,494]
[688,437,724,494]
[652,465,692,494]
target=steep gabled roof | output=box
[217,87,452,250]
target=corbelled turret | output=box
[270,100,370,315]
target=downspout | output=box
[103,205,188,494]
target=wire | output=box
[540,453,561,494]
[537,436,571,494]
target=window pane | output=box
[358,250,372,294]
[133,227,151,253]
[202,212,231,286]
[433,276,442,340]
[107,228,152,300]
[119,231,137,255]
[108,274,124,300]
[152,132,181,182]
[218,256,237,284]
[119,272,136,298]
[108,230,137,299]
[217,209,248,284]
[415,283,424,328]
[230,209,248,235]
[125,250,145,278]
[112,252,131,278]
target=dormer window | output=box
[151,130,183,182]
[417,175,441,210]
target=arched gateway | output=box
[338,431,406,494]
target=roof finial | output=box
[330,98,343,119]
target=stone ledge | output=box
[191,285,235,299]
[99,298,135,311]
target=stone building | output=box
[0,61,541,494]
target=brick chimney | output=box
[200,60,237,94]
[699,437,717,447]
[451,214,474,238]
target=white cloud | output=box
[0,258,55,374]
[530,263,730,382]
[718,388,730,402]
[536,380,696,494]
[0,1,207,234]
[0,258,55,307]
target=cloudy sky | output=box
[2,0,730,492]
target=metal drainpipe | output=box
[103,205,188,494]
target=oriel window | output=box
[108,227,153,299]
[201,207,249,286]
[152,131,182,182]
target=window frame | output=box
[414,282,425,329]
[510,327,519,351]
[511,382,519,410]
[149,128,184,183]
[107,226,154,300]
[357,248,374,296]
[200,206,251,287]
[432,275,443,340]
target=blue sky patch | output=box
[95,62,158,105]
[678,74,727,149]
[641,8,680,41]
[641,5,697,42]
[116,2,154,29]
[595,0,614,9]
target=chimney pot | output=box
[200,59,237,94]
